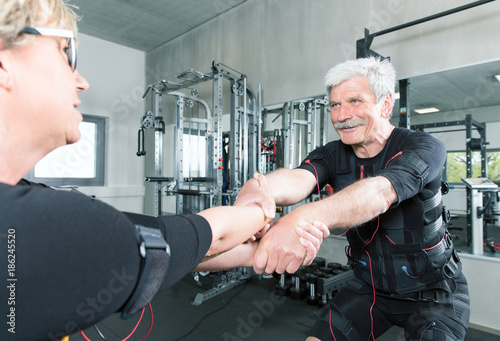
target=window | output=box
[485,150,500,182]
[444,149,500,184]
[26,115,106,186]
[183,131,206,177]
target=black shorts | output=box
[309,274,469,341]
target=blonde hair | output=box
[0,0,79,49]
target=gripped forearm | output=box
[197,205,267,257]
[195,242,257,271]
[291,176,397,231]
[265,168,316,206]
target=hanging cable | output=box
[329,309,337,341]
[305,160,349,237]
[305,160,322,200]
[365,250,376,341]
[80,303,153,341]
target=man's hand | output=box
[296,221,329,266]
[246,220,274,242]
[252,214,329,274]
[234,173,276,219]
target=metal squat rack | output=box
[261,95,330,214]
[138,61,262,304]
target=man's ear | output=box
[0,49,13,91]
[381,94,393,118]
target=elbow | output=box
[374,176,397,214]
[206,239,223,258]
[380,189,397,214]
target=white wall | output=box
[146,0,500,105]
[76,34,146,213]
[460,254,500,334]
[144,0,500,332]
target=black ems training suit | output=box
[0,180,211,341]
[299,128,470,341]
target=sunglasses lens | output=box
[65,37,76,71]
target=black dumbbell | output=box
[313,257,326,267]
[306,262,319,273]
[273,273,290,296]
[328,262,342,271]
[321,272,333,279]
[319,266,333,274]
[313,270,325,278]
[306,274,320,306]
[341,265,351,271]
[289,270,306,300]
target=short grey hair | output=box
[324,57,396,105]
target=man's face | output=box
[329,76,385,147]
[8,28,89,150]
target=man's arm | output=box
[234,168,317,216]
[197,201,270,259]
[194,221,329,271]
[253,175,397,274]
[291,176,397,230]
[194,241,258,271]
[265,168,318,205]
[232,168,324,274]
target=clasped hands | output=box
[235,173,329,275]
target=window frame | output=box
[443,148,500,185]
[25,114,106,187]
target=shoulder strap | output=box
[337,142,354,175]
[334,142,356,192]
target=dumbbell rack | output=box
[272,258,355,307]
[316,270,354,306]
[192,267,254,306]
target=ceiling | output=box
[72,0,247,52]
[71,0,500,118]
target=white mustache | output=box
[334,119,367,130]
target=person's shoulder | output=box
[15,179,51,188]
[321,139,342,151]
[0,180,106,209]
[0,181,13,194]
[396,128,445,155]
[0,179,53,196]
[311,140,342,160]
[396,127,442,144]
[0,181,52,215]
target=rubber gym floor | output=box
[71,243,499,341]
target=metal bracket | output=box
[192,268,254,305]
[317,270,354,297]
